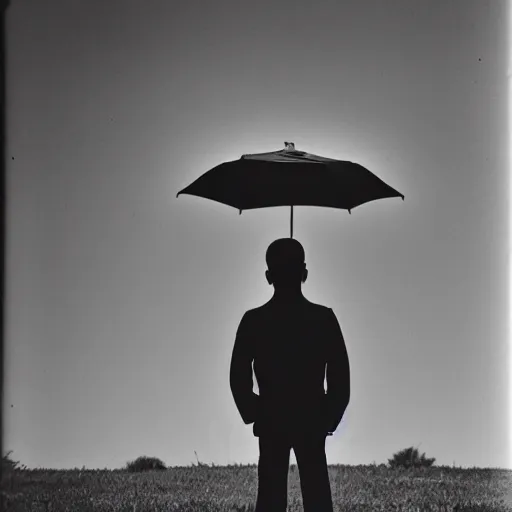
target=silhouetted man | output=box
[230,238,350,512]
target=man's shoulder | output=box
[306,301,332,312]
[246,300,332,317]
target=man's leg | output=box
[255,435,291,512]
[293,433,333,512]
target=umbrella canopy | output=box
[177,142,404,237]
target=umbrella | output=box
[176,142,404,238]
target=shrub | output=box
[125,456,166,472]
[2,450,26,472]
[388,446,435,469]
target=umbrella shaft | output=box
[290,205,293,238]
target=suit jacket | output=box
[229,298,350,437]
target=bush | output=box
[125,456,166,472]
[2,450,26,472]
[388,446,435,469]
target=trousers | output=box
[255,432,333,512]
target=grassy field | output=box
[1,463,511,511]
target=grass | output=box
[1,463,511,511]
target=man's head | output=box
[265,238,308,287]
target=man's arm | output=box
[325,308,350,433]
[229,312,260,425]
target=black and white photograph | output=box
[2,0,511,510]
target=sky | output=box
[4,0,510,470]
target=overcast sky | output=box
[4,0,510,470]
